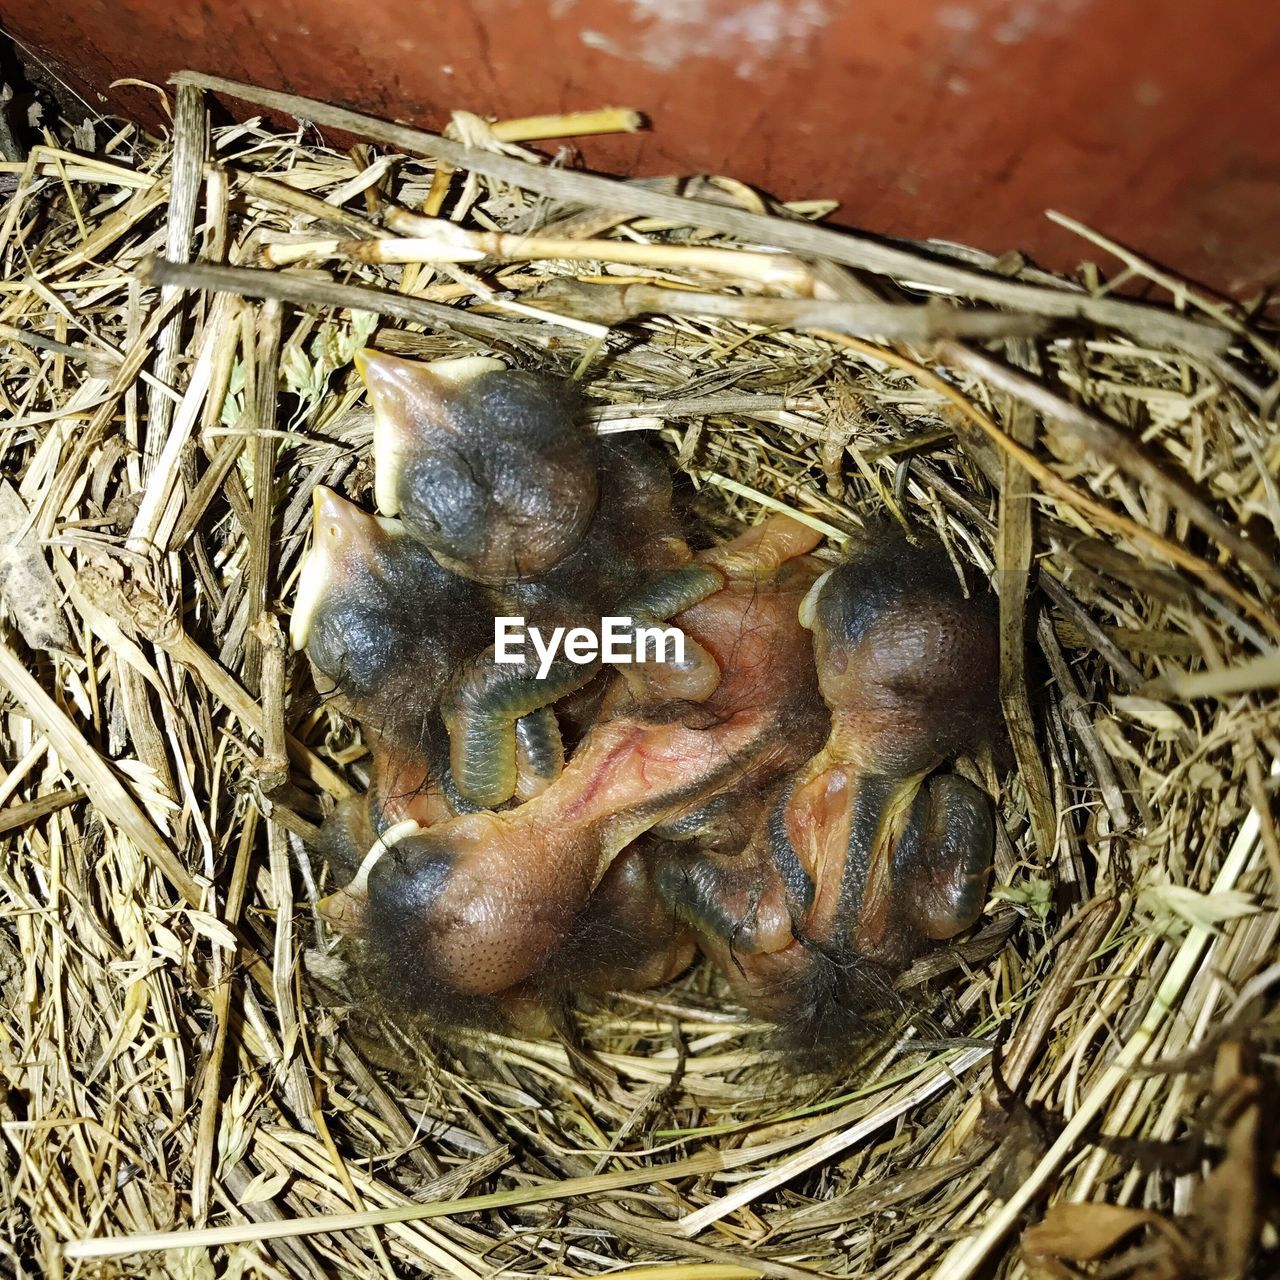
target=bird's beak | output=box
[291,486,395,650]
[317,885,368,935]
[354,349,504,515]
[798,568,833,631]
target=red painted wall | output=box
[4,0,1278,295]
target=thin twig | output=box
[142,256,580,346]
[533,276,1051,340]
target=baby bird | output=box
[356,350,725,807]
[291,486,486,746]
[358,351,599,584]
[291,485,492,876]
[658,531,1001,1056]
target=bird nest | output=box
[1,71,1276,1279]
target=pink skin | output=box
[328,518,827,999]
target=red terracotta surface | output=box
[3,0,1278,295]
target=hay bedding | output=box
[0,69,1276,1279]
